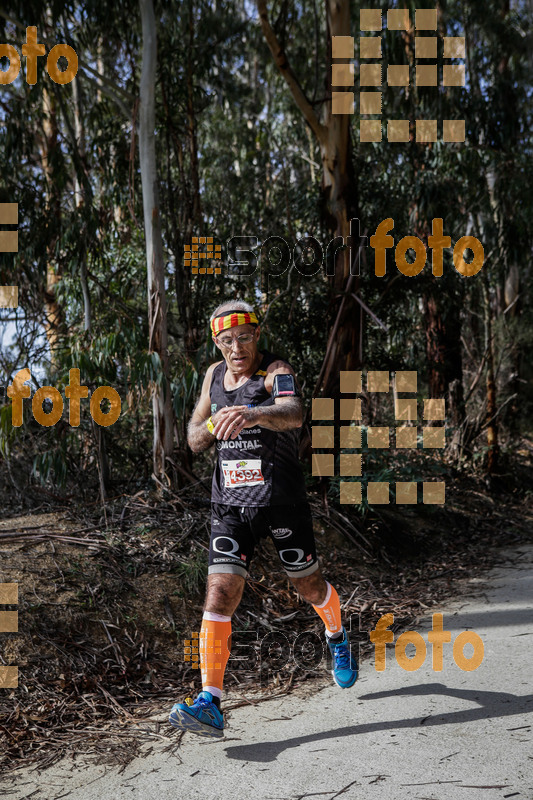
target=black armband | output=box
[271,373,301,400]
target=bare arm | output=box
[187,363,220,454]
[247,396,303,430]
[211,361,304,440]
[187,361,263,451]
[255,360,303,429]
[187,407,217,454]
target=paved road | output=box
[4,545,533,800]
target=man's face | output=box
[212,323,260,372]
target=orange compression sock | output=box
[311,581,343,636]
[199,611,232,700]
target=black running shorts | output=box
[208,501,319,579]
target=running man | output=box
[169,300,358,738]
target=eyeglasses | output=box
[216,332,256,348]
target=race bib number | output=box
[222,459,265,488]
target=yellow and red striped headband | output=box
[210,310,259,337]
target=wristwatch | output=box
[206,416,215,434]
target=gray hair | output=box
[210,299,257,323]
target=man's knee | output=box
[204,573,245,615]
[290,567,327,605]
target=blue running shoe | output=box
[169,691,224,738]
[327,627,358,688]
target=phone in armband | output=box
[271,373,301,399]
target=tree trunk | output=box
[180,0,203,360]
[503,264,521,433]
[72,76,92,333]
[161,0,204,370]
[256,0,360,402]
[483,279,498,474]
[421,286,464,425]
[40,83,64,367]
[487,0,520,437]
[139,0,175,490]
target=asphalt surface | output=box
[4,544,533,800]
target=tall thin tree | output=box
[138,0,174,488]
[257,0,361,399]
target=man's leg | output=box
[268,503,357,689]
[289,566,344,638]
[169,572,245,736]
[268,503,343,640]
[289,565,358,688]
[199,573,245,706]
[170,501,252,736]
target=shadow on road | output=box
[224,683,533,763]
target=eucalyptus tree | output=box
[253,0,362,402]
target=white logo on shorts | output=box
[271,527,292,540]
[212,535,240,558]
[278,548,307,567]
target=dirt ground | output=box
[1,448,532,777]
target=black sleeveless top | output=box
[209,350,308,506]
